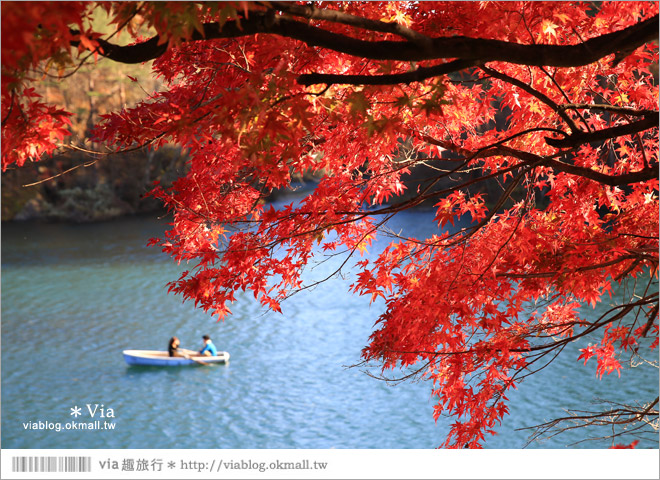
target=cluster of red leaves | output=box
[1,1,658,448]
[610,440,640,449]
[0,1,98,171]
[1,88,72,170]
[1,1,89,91]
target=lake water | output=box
[1,206,658,449]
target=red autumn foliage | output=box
[610,440,640,449]
[2,1,658,448]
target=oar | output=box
[179,348,210,366]
[185,354,210,366]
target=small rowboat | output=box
[122,349,230,366]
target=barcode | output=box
[11,456,92,473]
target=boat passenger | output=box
[199,335,218,356]
[168,336,181,357]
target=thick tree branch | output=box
[545,115,659,149]
[297,59,482,86]
[264,1,434,49]
[75,11,658,72]
[423,136,660,187]
[499,144,660,186]
[499,254,655,280]
[543,157,659,186]
[558,104,658,118]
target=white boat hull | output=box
[123,349,229,366]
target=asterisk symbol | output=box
[70,406,82,417]
[167,462,176,469]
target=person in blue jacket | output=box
[199,335,218,356]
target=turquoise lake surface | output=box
[2,206,658,449]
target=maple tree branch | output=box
[558,104,657,118]
[639,303,659,338]
[298,59,482,86]
[368,294,657,362]
[448,166,531,247]
[2,90,16,124]
[529,293,658,351]
[373,294,656,377]
[355,288,657,387]
[263,1,434,49]
[368,160,527,220]
[421,136,659,187]
[502,146,660,187]
[498,254,650,279]
[640,396,660,419]
[544,114,659,149]
[541,66,593,132]
[519,397,659,447]
[281,214,396,302]
[480,65,581,133]
[22,158,99,187]
[454,293,655,358]
[72,12,658,70]
[20,132,170,187]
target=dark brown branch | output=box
[422,136,660,187]
[72,11,658,72]
[639,396,660,419]
[265,1,433,48]
[480,66,581,134]
[378,293,658,361]
[499,254,652,279]
[558,104,658,118]
[497,145,660,187]
[546,158,658,186]
[545,115,659,149]
[297,59,482,86]
[519,397,660,446]
[640,303,659,338]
